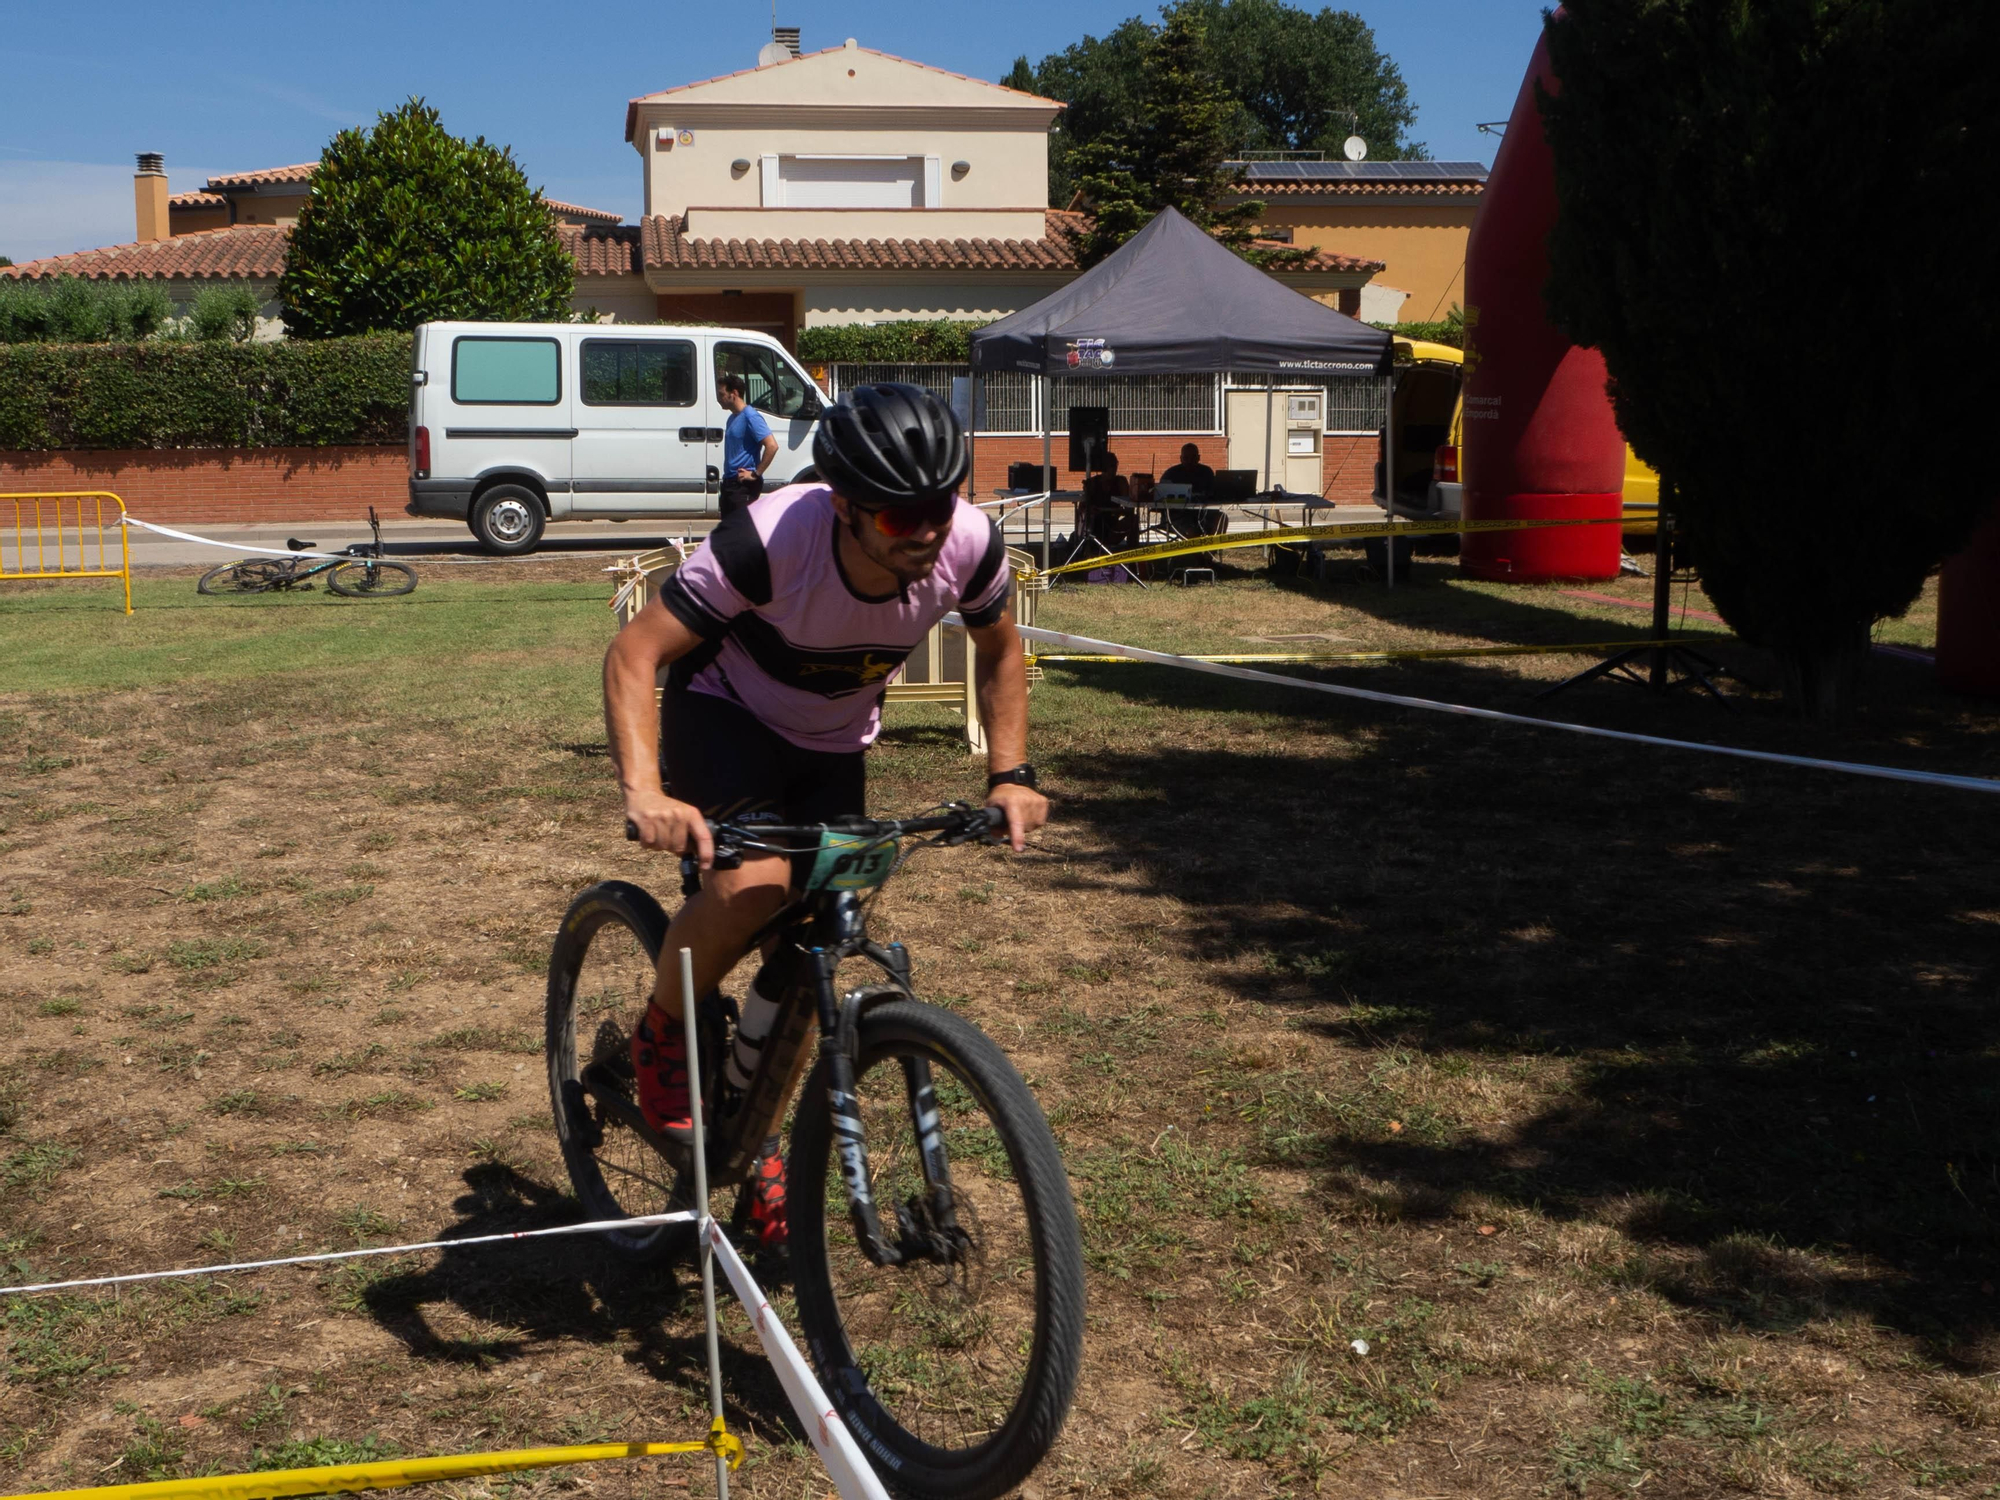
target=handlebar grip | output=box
[979,805,1006,830]
[625,818,639,841]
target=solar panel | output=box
[1235,159,1488,183]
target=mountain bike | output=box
[196,506,417,598]
[545,804,1084,1500]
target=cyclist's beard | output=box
[850,514,949,585]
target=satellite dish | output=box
[1343,135,1368,162]
[757,40,790,66]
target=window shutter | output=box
[923,156,942,208]
[761,154,781,206]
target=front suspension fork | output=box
[811,944,960,1268]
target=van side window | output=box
[716,340,812,420]
[581,340,698,406]
[451,337,561,405]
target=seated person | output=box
[1158,444,1216,495]
[1080,454,1138,548]
[1082,452,1131,506]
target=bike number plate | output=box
[806,832,896,893]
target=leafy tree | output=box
[1023,1,1419,205]
[1541,1,1999,720]
[1181,0,1420,159]
[280,98,574,339]
[1069,4,1268,266]
[1001,56,1037,95]
[0,257,13,268]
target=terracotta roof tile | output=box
[630,43,1061,106]
[168,191,229,211]
[546,199,623,224]
[204,163,318,191]
[0,225,290,281]
[559,223,643,276]
[637,209,1373,275]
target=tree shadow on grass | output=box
[1043,689,2000,1360]
[354,1162,795,1436]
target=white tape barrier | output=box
[1007,621,2000,797]
[122,515,701,568]
[704,1218,894,1500]
[124,515,356,561]
[0,1211,695,1297]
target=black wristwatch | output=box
[987,763,1039,792]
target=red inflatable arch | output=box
[1459,24,1625,583]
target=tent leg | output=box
[1385,371,1396,591]
[1264,383,1275,494]
[1041,376,1053,570]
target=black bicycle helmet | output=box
[811,382,969,507]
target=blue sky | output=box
[0,0,1548,264]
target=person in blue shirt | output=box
[718,373,779,518]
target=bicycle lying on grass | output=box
[546,803,1084,1500]
[196,506,417,598]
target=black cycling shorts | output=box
[660,684,865,829]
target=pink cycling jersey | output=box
[658,483,1011,752]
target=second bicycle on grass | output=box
[196,506,417,598]
[546,802,1085,1500]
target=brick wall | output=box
[968,432,1379,505]
[0,447,407,526]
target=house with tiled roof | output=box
[0,152,628,339]
[1221,159,1488,325]
[3,35,1383,350]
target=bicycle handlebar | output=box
[624,803,1003,850]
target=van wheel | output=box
[472,486,546,556]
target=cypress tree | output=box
[1541,1,2000,719]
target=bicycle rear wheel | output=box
[790,1000,1085,1500]
[545,880,687,1258]
[327,559,418,597]
[197,560,283,595]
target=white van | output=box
[406,321,827,554]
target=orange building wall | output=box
[1259,201,1477,325]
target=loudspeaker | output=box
[1067,406,1110,472]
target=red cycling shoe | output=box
[748,1150,787,1251]
[631,1006,694,1141]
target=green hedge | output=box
[0,334,411,451]
[1368,315,1464,349]
[796,320,982,364]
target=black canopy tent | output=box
[968,207,1396,568]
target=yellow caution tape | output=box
[1033,638,1685,666]
[1036,512,1656,579]
[4,1427,745,1500]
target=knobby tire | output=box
[789,999,1085,1500]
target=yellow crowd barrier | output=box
[1035,511,1656,580]
[2,1421,744,1500]
[0,491,133,614]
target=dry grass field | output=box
[2,552,1996,1498]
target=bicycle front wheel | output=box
[197,560,281,594]
[545,880,685,1258]
[790,1000,1085,1500]
[327,560,418,597]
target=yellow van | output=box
[1380,338,1657,526]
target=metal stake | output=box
[680,946,730,1499]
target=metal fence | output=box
[825,362,1385,436]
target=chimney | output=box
[775,25,800,55]
[134,152,169,243]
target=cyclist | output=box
[601,383,1049,1250]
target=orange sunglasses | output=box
[855,495,956,538]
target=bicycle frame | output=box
[589,809,993,1267]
